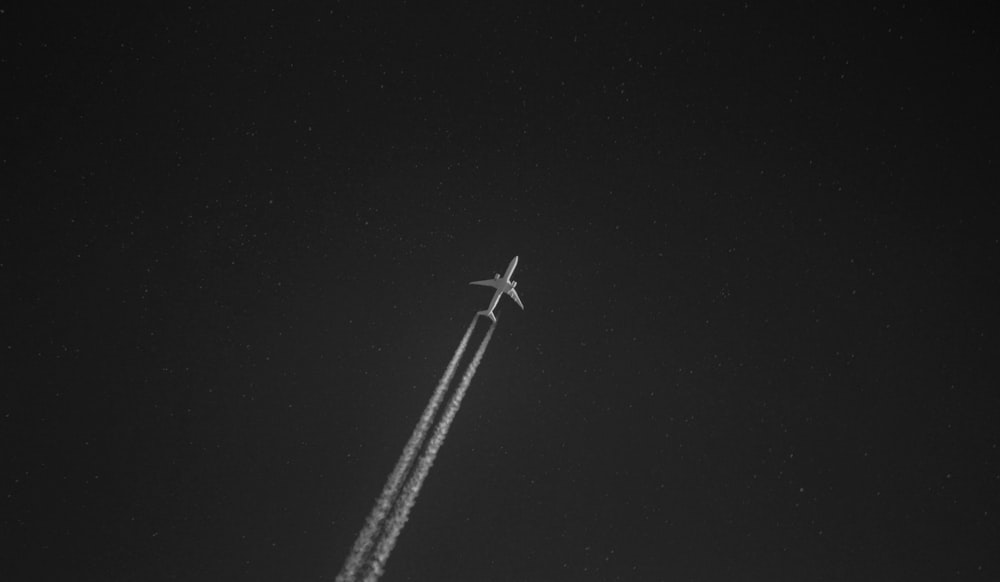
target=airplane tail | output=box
[477,310,497,323]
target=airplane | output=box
[469,256,524,323]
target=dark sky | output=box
[6,3,999,581]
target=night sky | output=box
[6,3,1000,580]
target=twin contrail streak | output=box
[364,321,497,582]
[336,316,479,582]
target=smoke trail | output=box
[336,316,478,582]
[364,321,497,582]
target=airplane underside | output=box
[469,256,523,323]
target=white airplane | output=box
[470,256,524,322]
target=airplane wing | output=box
[507,288,524,309]
[470,279,499,288]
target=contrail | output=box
[336,316,479,582]
[364,321,497,582]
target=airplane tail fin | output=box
[477,310,497,323]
